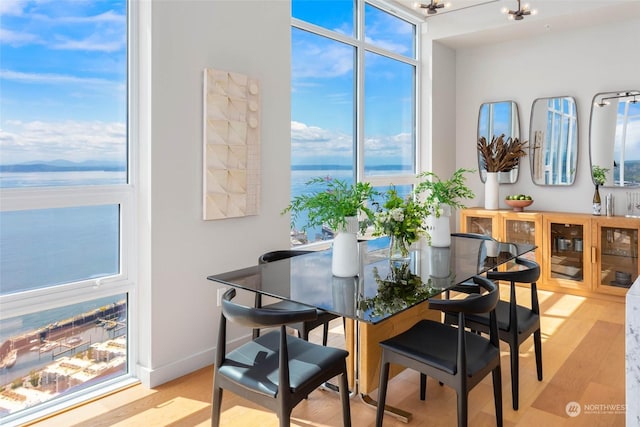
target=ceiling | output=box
[392,0,640,49]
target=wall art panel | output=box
[203,68,260,220]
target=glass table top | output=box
[208,236,535,324]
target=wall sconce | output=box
[414,0,451,15]
[501,0,537,20]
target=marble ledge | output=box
[626,275,640,427]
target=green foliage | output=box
[359,263,436,317]
[415,168,475,217]
[282,176,378,233]
[372,187,427,244]
[592,165,609,186]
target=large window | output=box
[291,0,420,244]
[0,0,133,422]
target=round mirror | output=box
[529,96,578,186]
[477,101,520,184]
[589,90,640,187]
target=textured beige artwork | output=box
[203,69,260,220]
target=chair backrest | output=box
[221,288,317,329]
[258,250,313,264]
[486,257,540,284]
[428,275,499,315]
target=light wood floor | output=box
[29,286,626,427]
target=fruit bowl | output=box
[504,199,533,212]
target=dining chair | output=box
[254,250,339,346]
[376,275,503,427]
[445,232,496,296]
[445,257,542,410]
[212,288,351,427]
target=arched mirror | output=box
[477,101,520,184]
[589,90,640,187]
[529,96,578,186]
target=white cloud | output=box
[0,28,38,46]
[1,2,126,52]
[291,121,410,163]
[51,35,124,53]
[0,69,120,88]
[0,120,126,164]
[0,0,27,17]
[292,41,353,79]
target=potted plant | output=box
[415,168,475,246]
[282,176,377,277]
[372,187,428,260]
[477,134,528,209]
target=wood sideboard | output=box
[460,208,639,300]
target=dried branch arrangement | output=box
[477,134,528,173]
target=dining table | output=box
[207,235,536,422]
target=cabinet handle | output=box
[591,246,597,264]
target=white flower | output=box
[390,208,405,222]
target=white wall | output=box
[137,0,291,387]
[452,18,640,214]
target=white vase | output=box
[331,216,359,277]
[426,204,451,247]
[485,172,500,210]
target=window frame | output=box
[0,0,139,422]
[291,0,422,192]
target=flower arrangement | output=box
[282,176,377,234]
[477,134,528,172]
[359,263,436,318]
[372,187,427,247]
[415,168,475,217]
[592,165,609,187]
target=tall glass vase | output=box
[389,235,410,262]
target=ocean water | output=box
[1,167,397,296]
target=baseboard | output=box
[137,334,250,388]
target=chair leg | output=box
[457,390,468,427]
[322,322,329,346]
[211,384,223,427]
[420,373,427,400]
[278,415,290,427]
[339,370,352,427]
[300,326,309,341]
[534,329,543,381]
[376,355,391,427]
[510,344,519,410]
[492,365,503,427]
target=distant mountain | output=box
[0,160,126,173]
[292,164,410,172]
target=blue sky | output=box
[291,0,416,168]
[0,0,126,165]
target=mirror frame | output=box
[477,100,520,184]
[529,96,578,186]
[589,90,640,188]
